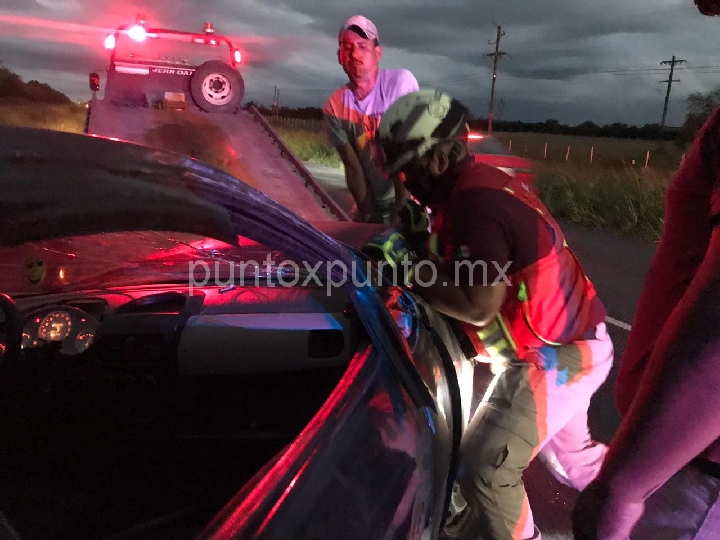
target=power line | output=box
[660,55,686,130]
[487,24,508,133]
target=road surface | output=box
[304,161,658,539]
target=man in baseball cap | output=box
[338,14,380,44]
[322,15,419,224]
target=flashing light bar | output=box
[115,65,150,75]
[467,133,484,140]
[192,36,219,45]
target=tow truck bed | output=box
[86,100,347,223]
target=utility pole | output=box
[272,85,280,117]
[659,55,685,132]
[487,24,508,133]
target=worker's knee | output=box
[458,422,536,496]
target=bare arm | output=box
[336,143,373,220]
[388,174,410,225]
[411,263,507,327]
[411,188,512,327]
[577,226,720,538]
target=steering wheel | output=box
[0,293,23,370]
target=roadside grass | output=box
[273,126,343,168]
[0,103,86,133]
[536,163,668,242]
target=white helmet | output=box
[377,88,470,176]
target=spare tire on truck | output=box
[190,60,245,113]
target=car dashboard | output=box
[13,280,357,365]
[2,280,362,441]
[0,280,367,538]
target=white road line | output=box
[605,316,632,331]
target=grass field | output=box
[0,103,86,133]
[535,163,667,241]
[491,131,687,171]
[0,107,672,242]
[265,117,689,171]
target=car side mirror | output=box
[89,72,100,92]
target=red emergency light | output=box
[103,20,242,68]
[467,132,484,140]
[127,24,147,42]
[192,36,219,45]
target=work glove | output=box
[362,229,418,288]
[398,199,430,234]
[397,199,431,258]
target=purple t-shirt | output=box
[322,69,419,209]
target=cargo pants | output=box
[454,321,614,540]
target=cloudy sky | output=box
[1,0,719,126]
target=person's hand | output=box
[362,229,418,287]
[572,480,645,540]
[396,199,430,257]
[398,199,430,234]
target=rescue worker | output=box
[322,15,419,224]
[373,89,614,540]
[572,1,720,537]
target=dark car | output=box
[467,132,538,194]
[0,125,485,540]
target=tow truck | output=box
[85,16,349,223]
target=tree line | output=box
[0,62,72,105]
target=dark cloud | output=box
[0,40,105,75]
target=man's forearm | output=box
[599,275,720,504]
[345,168,372,218]
[411,264,496,327]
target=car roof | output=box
[467,134,512,156]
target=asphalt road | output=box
[304,161,658,539]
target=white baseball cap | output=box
[339,15,379,44]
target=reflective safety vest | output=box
[428,161,606,361]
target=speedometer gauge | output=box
[74,330,94,353]
[38,311,72,341]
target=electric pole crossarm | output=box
[660,55,686,130]
[487,25,508,134]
